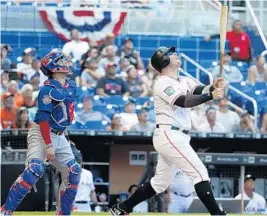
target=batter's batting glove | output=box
[70,141,83,165]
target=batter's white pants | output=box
[168,194,193,213]
[151,127,210,194]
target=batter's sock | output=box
[195,181,226,215]
[120,180,156,213]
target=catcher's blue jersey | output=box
[34,78,76,132]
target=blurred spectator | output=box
[106,113,127,131]
[261,112,267,134]
[126,66,148,98]
[203,100,218,111]
[75,97,110,125]
[233,112,258,133]
[29,73,41,92]
[199,107,226,133]
[99,33,118,56]
[21,84,35,108]
[120,101,138,130]
[116,37,144,69]
[212,53,243,82]
[167,168,194,214]
[1,71,9,92]
[99,45,120,69]
[130,109,155,131]
[7,81,24,108]
[128,184,148,213]
[28,100,38,122]
[216,97,240,132]
[248,56,267,84]
[1,44,12,70]
[80,58,105,88]
[141,60,159,95]
[205,20,252,62]
[96,63,129,96]
[80,47,100,71]
[62,29,90,61]
[17,48,36,81]
[11,107,32,129]
[28,58,47,88]
[74,167,97,212]
[117,57,131,78]
[1,93,17,129]
[191,104,207,132]
[235,175,266,214]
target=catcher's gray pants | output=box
[26,122,75,179]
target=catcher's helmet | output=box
[41,51,74,76]
[151,46,176,72]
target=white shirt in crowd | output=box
[235,192,266,214]
[120,113,138,130]
[216,110,240,132]
[153,75,198,130]
[62,40,89,61]
[130,122,155,132]
[17,62,35,81]
[75,168,95,202]
[191,105,208,131]
[198,121,226,133]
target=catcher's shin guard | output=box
[1,159,44,213]
[57,159,81,216]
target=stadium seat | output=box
[69,122,85,129]
[230,82,254,96]
[105,95,128,107]
[94,105,111,113]
[84,121,107,130]
[38,47,51,58]
[254,82,267,91]
[135,97,150,106]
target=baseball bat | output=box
[219,5,228,77]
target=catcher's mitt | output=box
[70,141,83,165]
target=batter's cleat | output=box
[109,204,129,216]
[0,206,13,216]
[213,210,227,215]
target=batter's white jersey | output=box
[153,75,198,130]
[235,192,266,214]
[75,168,95,202]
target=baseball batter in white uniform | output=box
[74,168,97,212]
[110,46,227,216]
[167,168,194,213]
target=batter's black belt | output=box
[51,128,64,135]
[173,192,192,198]
[156,124,189,135]
[75,201,89,204]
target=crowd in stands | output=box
[1,26,267,134]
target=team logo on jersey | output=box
[42,95,52,105]
[164,86,175,96]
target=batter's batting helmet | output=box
[41,51,74,76]
[151,46,176,72]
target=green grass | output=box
[13,212,264,216]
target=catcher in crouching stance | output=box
[1,51,81,216]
